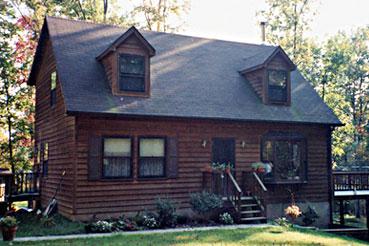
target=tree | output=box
[131,0,190,32]
[0,1,35,173]
[322,27,369,166]
[258,0,316,66]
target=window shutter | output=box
[166,137,178,178]
[88,135,102,180]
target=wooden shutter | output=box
[88,135,102,180]
[166,137,178,178]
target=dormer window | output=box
[119,54,145,92]
[96,26,155,97]
[268,69,288,103]
[240,46,295,106]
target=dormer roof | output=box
[96,26,156,61]
[239,46,296,75]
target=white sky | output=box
[178,0,369,44]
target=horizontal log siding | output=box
[74,116,329,221]
[34,39,76,218]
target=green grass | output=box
[5,226,368,246]
[15,213,85,237]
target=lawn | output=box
[5,226,368,246]
[14,212,85,237]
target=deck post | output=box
[365,197,369,234]
[339,199,345,226]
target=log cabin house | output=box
[27,16,342,226]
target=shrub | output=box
[0,216,17,228]
[189,191,223,220]
[156,197,177,228]
[302,206,319,226]
[142,215,158,229]
[87,220,113,233]
[274,217,291,227]
[219,212,234,225]
[113,216,138,231]
[132,211,145,227]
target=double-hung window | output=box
[103,138,132,178]
[268,69,288,103]
[139,138,165,178]
[119,54,145,92]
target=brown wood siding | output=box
[34,39,76,218]
[244,68,264,101]
[74,116,330,221]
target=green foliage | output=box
[155,197,177,228]
[219,212,234,225]
[189,191,223,217]
[0,216,17,228]
[142,214,158,229]
[87,220,113,233]
[131,0,190,32]
[302,206,319,226]
[274,217,291,227]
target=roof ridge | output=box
[45,16,278,49]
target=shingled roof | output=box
[28,16,341,126]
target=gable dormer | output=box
[97,26,155,97]
[240,47,296,106]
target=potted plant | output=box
[251,162,266,174]
[0,216,18,241]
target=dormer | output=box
[97,26,155,97]
[240,47,296,106]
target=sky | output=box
[178,0,369,44]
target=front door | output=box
[211,138,235,195]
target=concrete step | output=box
[240,203,258,208]
[240,196,254,201]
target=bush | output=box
[219,212,234,225]
[156,197,177,228]
[189,191,223,220]
[0,216,17,228]
[142,214,158,229]
[113,216,138,231]
[274,217,291,227]
[302,206,319,226]
[87,220,113,233]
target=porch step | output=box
[240,196,254,201]
[241,210,261,214]
[240,203,258,208]
[240,216,267,222]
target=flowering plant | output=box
[284,204,302,220]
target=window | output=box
[103,138,132,178]
[50,72,57,106]
[139,138,165,178]
[268,69,288,103]
[42,143,49,177]
[119,54,145,92]
[261,132,307,183]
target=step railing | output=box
[242,171,268,214]
[225,171,242,212]
[202,171,242,211]
[13,170,40,195]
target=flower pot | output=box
[2,226,17,241]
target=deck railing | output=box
[13,171,40,195]
[333,171,369,191]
